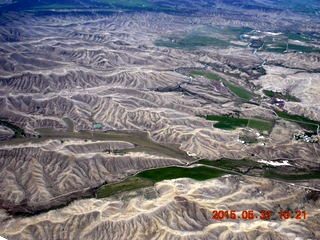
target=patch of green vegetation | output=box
[22,0,174,12]
[275,110,319,124]
[96,166,228,198]
[205,115,248,124]
[200,26,252,40]
[155,35,230,50]
[264,47,286,53]
[285,93,301,102]
[111,149,127,155]
[205,115,247,130]
[199,158,261,171]
[224,82,253,100]
[94,0,156,9]
[0,119,25,137]
[190,70,220,80]
[155,25,254,50]
[199,158,320,180]
[96,177,153,198]
[263,39,320,53]
[34,4,79,9]
[137,166,228,182]
[255,66,266,75]
[212,121,236,130]
[264,171,320,180]
[239,135,258,144]
[247,119,273,132]
[190,70,254,100]
[263,42,287,53]
[288,43,320,53]
[263,90,300,102]
[275,110,320,131]
[205,115,272,132]
[219,26,253,37]
[284,32,310,42]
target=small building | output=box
[271,98,285,108]
[293,131,319,143]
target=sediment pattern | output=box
[0,176,319,240]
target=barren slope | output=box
[0,176,319,240]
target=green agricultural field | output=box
[284,32,311,42]
[155,25,254,50]
[275,110,320,131]
[263,90,300,102]
[198,25,252,41]
[208,116,248,130]
[275,110,319,124]
[0,119,25,137]
[96,177,153,198]
[224,82,253,100]
[190,70,254,100]
[96,166,228,198]
[239,135,258,144]
[96,159,319,199]
[247,119,273,132]
[263,40,320,53]
[199,159,320,180]
[263,42,287,53]
[264,171,320,180]
[137,166,227,182]
[205,115,272,132]
[34,4,79,9]
[288,44,320,53]
[190,70,220,80]
[155,35,230,50]
[218,26,252,37]
[199,158,261,170]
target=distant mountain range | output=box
[0,0,319,15]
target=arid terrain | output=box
[0,0,319,239]
[1,176,320,240]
